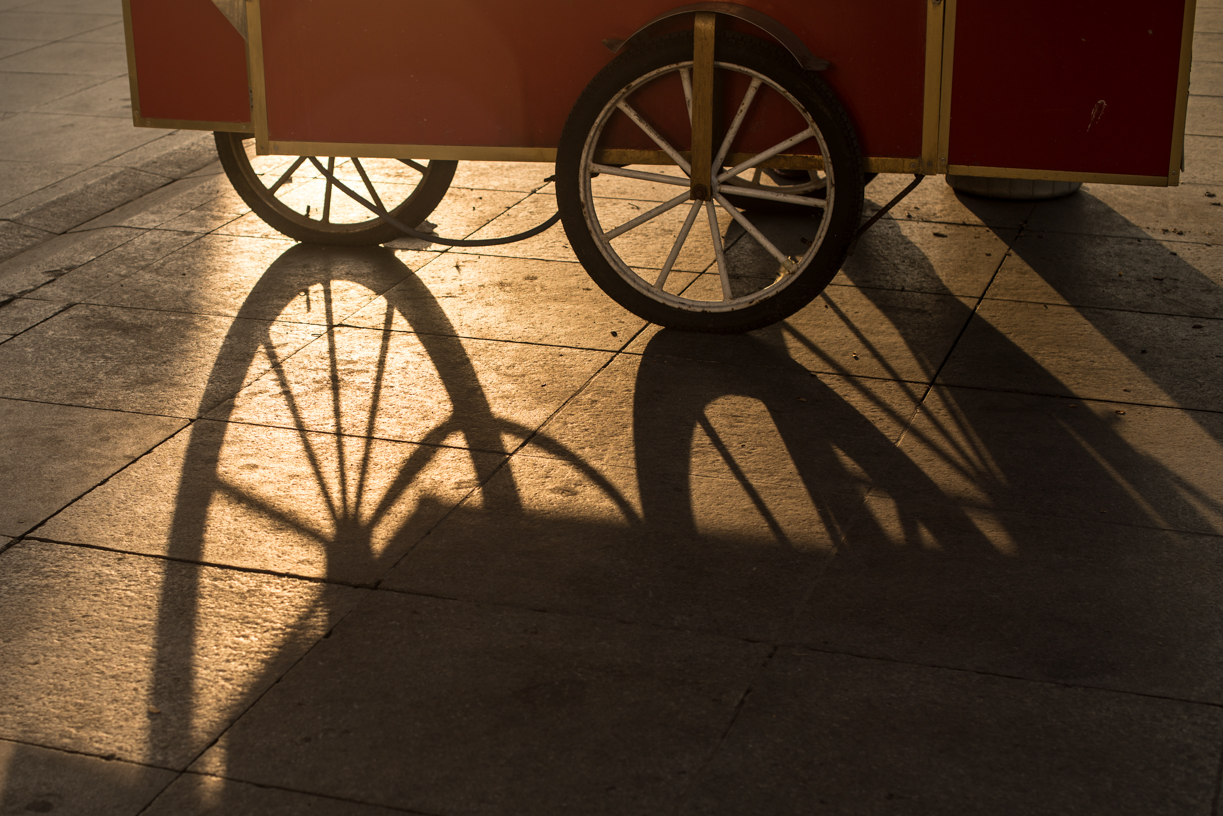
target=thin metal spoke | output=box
[706,201,733,301]
[268,156,307,194]
[616,100,692,174]
[713,190,796,272]
[680,67,693,123]
[322,157,336,223]
[352,158,385,211]
[591,163,690,187]
[602,191,689,241]
[719,185,826,208]
[655,200,703,289]
[399,159,429,174]
[712,77,762,172]
[717,128,815,182]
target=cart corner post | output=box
[244,0,271,156]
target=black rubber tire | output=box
[214,133,457,246]
[556,31,863,333]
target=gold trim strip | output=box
[247,0,270,153]
[1168,0,1197,186]
[935,0,957,174]
[134,117,252,133]
[946,164,1169,187]
[122,0,142,126]
[920,0,945,173]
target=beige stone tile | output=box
[523,353,922,495]
[866,173,1037,230]
[883,386,1223,535]
[344,253,647,349]
[1025,182,1221,245]
[0,740,175,815]
[209,325,611,448]
[0,304,326,416]
[38,420,504,583]
[0,398,184,536]
[937,299,1223,410]
[0,541,365,767]
[386,454,865,641]
[988,232,1223,317]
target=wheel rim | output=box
[231,137,445,236]
[578,60,835,314]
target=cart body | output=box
[125,0,1195,186]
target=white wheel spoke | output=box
[655,200,703,289]
[680,67,694,124]
[591,163,690,187]
[712,77,762,172]
[713,191,797,273]
[706,201,733,301]
[322,157,336,223]
[717,128,816,182]
[352,158,385,210]
[602,191,689,241]
[616,100,692,174]
[719,185,826,208]
[268,156,306,194]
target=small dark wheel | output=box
[214,132,456,246]
[556,30,864,333]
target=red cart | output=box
[122,0,1197,332]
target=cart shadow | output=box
[129,203,1223,810]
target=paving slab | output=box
[0,224,138,296]
[38,419,504,584]
[211,325,612,448]
[0,739,175,816]
[937,299,1223,410]
[344,253,646,350]
[0,38,38,59]
[989,231,1223,317]
[0,304,326,417]
[882,386,1223,536]
[77,173,244,232]
[0,9,116,40]
[0,296,63,333]
[143,774,406,816]
[386,454,864,641]
[85,240,440,326]
[865,174,1036,230]
[1193,62,1223,96]
[1183,135,1223,184]
[836,219,1014,298]
[63,18,123,43]
[450,160,554,192]
[792,496,1223,700]
[0,397,183,536]
[627,286,974,384]
[24,227,201,302]
[0,158,87,207]
[0,71,100,112]
[191,591,770,816]
[0,541,365,768]
[0,39,125,75]
[1025,182,1221,244]
[0,220,52,264]
[0,112,160,168]
[1188,93,1222,136]
[2,166,170,234]
[523,351,923,496]
[680,650,1223,816]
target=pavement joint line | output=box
[765,641,1223,709]
[923,380,1223,416]
[0,734,179,773]
[670,644,779,816]
[977,294,1223,321]
[16,535,381,590]
[374,322,648,586]
[202,415,516,457]
[0,393,186,422]
[133,771,446,816]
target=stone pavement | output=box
[1,1,1222,814]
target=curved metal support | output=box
[602,2,829,71]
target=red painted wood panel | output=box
[258,0,926,158]
[129,0,250,125]
[947,1,1186,177]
